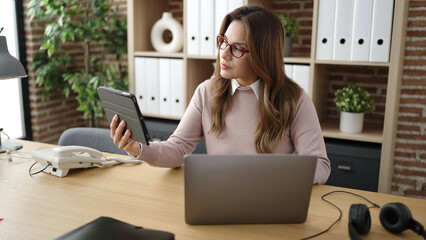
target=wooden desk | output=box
[0,140,425,239]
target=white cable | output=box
[105,157,142,164]
[92,156,142,167]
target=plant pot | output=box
[284,36,293,57]
[339,112,365,134]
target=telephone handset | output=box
[32,145,141,177]
[52,146,103,162]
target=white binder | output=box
[369,0,394,62]
[134,57,147,112]
[186,0,200,55]
[333,0,354,61]
[200,0,215,56]
[351,0,374,62]
[293,65,310,94]
[159,58,171,115]
[315,0,336,60]
[145,57,160,115]
[284,64,294,79]
[170,59,184,117]
[215,0,228,55]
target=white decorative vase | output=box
[150,12,183,53]
[339,112,365,134]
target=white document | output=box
[159,58,171,115]
[215,0,228,55]
[145,57,160,115]
[200,0,215,56]
[351,0,374,62]
[333,0,354,61]
[369,0,394,62]
[134,57,147,112]
[284,64,294,79]
[315,0,336,60]
[293,65,310,94]
[186,0,200,55]
[170,59,184,117]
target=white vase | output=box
[150,12,183,53]
[339,112,365,134]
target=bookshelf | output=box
[127,0,409,193]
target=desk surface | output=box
[0,140,425,240]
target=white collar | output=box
[231,79,260,100]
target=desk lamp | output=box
[0,32,27,153]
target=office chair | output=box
[58,127,127,155]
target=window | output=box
[0,0,26,139]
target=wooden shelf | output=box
[187,55,217,60]
[321,119,383,143]
[134,51,184,58]
[285,56,311,64]
[314,59,390,67]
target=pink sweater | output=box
[138,79,331,184]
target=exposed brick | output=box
[391,176,417,186]
[394,151,416,158]
[410,0,426,8]
[396,142,426,150]
[394,168,426,177]
[397,124,421,132]
[404,189,426,198]
[394,160,426,168]
[399,106,423,114]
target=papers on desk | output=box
[316,0,394,62]
[135,57,184,117]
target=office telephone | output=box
[31,145,141,177]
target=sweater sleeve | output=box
[137,82,206,168]
[291,92,331,184]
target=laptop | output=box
[184,154,317,225]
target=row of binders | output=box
[187,0,244,56]
[316,0,394,62]
[134,57,184,117]
[284,64,310,95]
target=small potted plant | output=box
[277,13,299,57]
[334,85,374,133]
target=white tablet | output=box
[97,86,150,145]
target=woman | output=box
[110,5,330,184]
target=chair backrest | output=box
[58,127,127,155]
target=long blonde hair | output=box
[209,5,302,153]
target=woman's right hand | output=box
[110,114,141,156]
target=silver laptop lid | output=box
[184,154,317,225]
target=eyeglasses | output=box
[216,34,249,58]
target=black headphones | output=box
[349,202,426,239]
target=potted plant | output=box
[334,85,374,133]
[28,0,128,127]
[277,13,299,57]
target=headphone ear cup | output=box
[379,202,412,233]
[349,204,371,235]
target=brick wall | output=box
[23,0,128,142]
[22,0,425,197]
[392,0,426,197]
